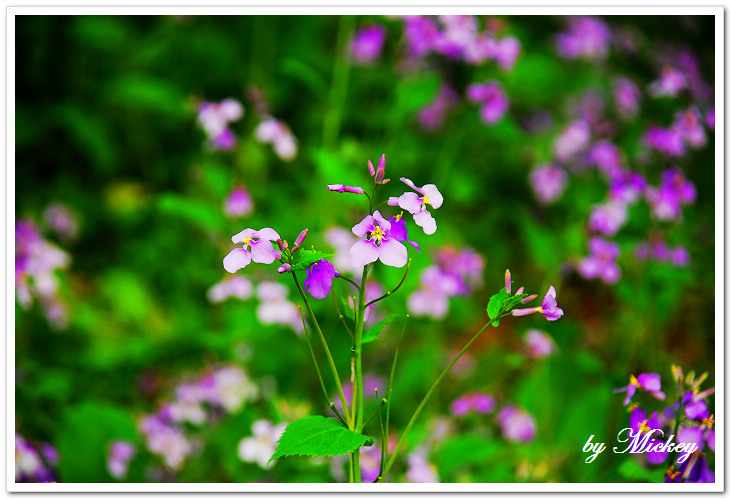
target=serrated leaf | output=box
[269,416,373,463]
[362,313,400,344]
[487,287,509,322]
[291,249,333,272]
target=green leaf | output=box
[291,249,333,272]
[338,295,355,321]
[362,313,400,344]
[269,415,373,463]
[487,287,509,325]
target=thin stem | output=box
[337,275,361,292]
[331,285,354,339]
[329,403,347,426]
[365,259,411,308]
[379,315,498,481]
[292,273,352,426]
[383,315,408,481]
[298,307,334,410]
[361,397,387,429]
[375,388,386,477]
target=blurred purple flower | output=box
[497,405,536,443]
[43,203,79,241]
[223,228,282,273]
[416,85,458,132]
[303,259,336,299]
[613,77,641,118]
[466,81,509,124]
[648,67,687,98]
[674,107,707,149]
[140,415,193,470]
[224,187,254,218]
[644,125,685,156]
[487,36,521,70]
[555,16,611,61]
[589,141,623,179]
[524,329,556,358]
[197,99,243,151]
[387,178,443,235]
[256,282,303,333]
[609,171,646,204]
[635,237,690,267]
[614,373,666,406]
[450,391,495,417]
[579,237,621,284]
[706,108,715,129]
[645,169,696,221]
[107,441,135,479]
[207,275,254,303]
[589,201,628,236]
[326,226,358,275]
[554,120,591,162]
[403,16,441,58]
[237,420,287,468]
[351,24,386,64]
[350,210,408,268]
[255,118,297,161]
[529,164,567,204]
[406,449,439,483]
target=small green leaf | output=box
[269,416,374,463]
[290,249,333,272]
[338,295,355,321]
[362,313,400,344]
[487,287,509,322]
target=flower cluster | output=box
[578,237,621,284]
[351,24,387,64]
[416,84,459,131]
[554,16,611,61]
[635,237,690,267]
[15,434,58,483]
[140,365,258,471]
[107,441,136,480]
[255,118,298,161]
[466,81,509,125]
[15,218,71,329]
[197,99,244,151]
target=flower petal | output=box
[421,184,443,209]
[249,240,281,264]
[223,248,252,273]
[413,210,437,235]
[372,210,391,231]
[255,227,281,241]
[400,177,423,195]
[377,238,408,267]
[350,239,379,268]
[232,228,256,244]
[352,215,375,238]
[398,192,423,214]
[387,196,400,207]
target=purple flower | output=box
[406,450,439,483]
[579,237,621,284]
[224,187,254,218]
[255,118,297,161]
[512,286,564,321]
[326,184,365,194]
[636,237,691,267]
[674,107,707,149]
[609,171,646,204]
[107,441,135,479]
[466,81,509,124]
[645,169,696,221]
[43,203,79,241]
[207,275,254,303]
[555,16,611,61]
[554,120,590,162]
[223,228,282,273]
[706,108,715,130]
[450,392,495,417]
[326,226,358,274]
[303,259,337,299]
[387,178,443,235]
[529,164,568,204]
[648,67,687,98]
[613,373,666,406]
[197,99,244,151]
[487,36,521,71]
[351,24,386,64]
[524,329,555,358]
[665,451,715,483]
[589,201,627,236]
[613,77,641,118]
[644,125,685,156]
[403,16,441,58]
[256,282,303,333]
[350,210,408,268]
[588,141,623,179]
[416,85,458,132]
[497,405,536,443]
[388,213,420,252]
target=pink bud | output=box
[521,294,538,304]
[512,307,541,317]
[375,154,386,183]
[276,239,286,252]
[277,263,292,273]
[292,229,308,252]
[505,269,511,293]
[367,159,375,176]
[515,286,524,295]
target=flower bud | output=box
[276,239,286,252]
[277,263,292,273]
[515,286,524,295]
[505,269,511,294]
[512,307,541,317]
[292,229,308,252]
[367,159,376,176]
[375,154,386,183]
[521,294,538,304]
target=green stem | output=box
[365,259,411,308]
[379,315,498,481]
[337,275,361,292]
[292,273,352,426]
[382,316,408,482]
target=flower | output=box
[497,405,536,443]
[554,16,611,61]
[512,286,564,321]
[648,67,687,98]
[255,118,297,161]
[417,85,458,131]
[139,415,193,470]
[645,169,696,221]
[644,125,685,156]
[223,228,281,273]
[674,107,707,149]
[388,213,420,252]
[579,237,621,284]
[486,36,521,71]
[613,373,666,406]
[303,259,337,299]
[224,187,253,218]
[450,392,495,417]
[351,24,386,64]
[387,178,443,235]
[349,210,408,268]
[466,81,509,124]
[529,165,568,204]
[613,77,641,118]
[589,201,628,236]
[327,184,365,194]
[207,275,254,303]
[256,282,303,333]
[406,449,439,483]
[43,203,79,241]
[237,420,287,468]
[197,99,244,150]
[524,329,555,358]
[107,441,135,479]
[554,120,590,162]
[325,226,358,274]
[588,141,623,179]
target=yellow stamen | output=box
[242,234,252,244]
[421,195,431,205]
[629,375,639,386]
[703,414,714,428]
[395,211,403,222]
[371,226,386,242]
[638,420,650,433]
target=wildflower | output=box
[450,392,495,417]
[588,141,623,179]
[589,201,627,236]
[674,107,707,149]
[351,24,387,64]
[402,16,441,58]
[487,36,521,71]
[255,118,297,161]
[407,266,463,319]
[648,67,687,98]
[207,275,254,303]
[554,120,591,162]
[237,420,287,468]
[497,405,536,443]
[609,171,646,204]
[524,330,555,358]
[15,434,55,482]
[706,108,715,130]
[43,203,79,241]
[224,187,254,218]
[613,373,666,406]
[107,441,135,479]
[529,165,567,204]
[350,210,408,268]
[645,169,696,221]
[555,16,611,60]
[387,178,443,235]
[256,282,303,333]
[223,228,281,273]
[303,259,337,299]
[579,237,621,284]
[644,125,684,156]
[665,451,714,483]
[139,415,193,470]
[327,184,365,194]
[466,81,509,124]
[416,85,458,132]
[406,449,439,483]
[197,99,244,150]
[325,226,358,274]
[388,213,420,252]
[209,366,258,413]
[613,77,641,118]
[512,286,564,321]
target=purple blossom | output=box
[139,415,193,470]
[497,405,536,443]
[43,203,79,241]
[207,275,254,303]
[224,187,254,218]
[609,171,646,204]
[387,178,443,235]
[645,169,696,221]
[197,99,244,151]
[529,164,568,204]
[107,441,135,479]
[589,201,628,236]
[524,329,555,358]
[613,77,642,118]
[223,228,281,273]
[255,118,297,161]
[303,259,336,299]
[644,125,685,156]
[407,265,466,319]
[554,120,591,162]
[325,226,358,274]
[579,237,621,284]
[406,449,439,483]
[416,85,458,132]
[486,36,521,70]
[613,373,666,406]
[326,184,365,194]
[466,81,509,124]
[402,16,442,58]
[555,16,611,61]
[706,108,715,129]
[388,213,420,252]
[588,141,623,179]
[256,282,303,333]
[648,67,687,98]
[350,211,409,269]
[351,24,387,64]
[512,286,564,321]
[635,237,690,267]
[450,391,495,417]
[674,107,707,149]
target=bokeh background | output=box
[14,14,716,484]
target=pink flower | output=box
[497,405,536,443]
[349,211,408,268]
[224,187,254,218]
[529,165,567,204]
[524,329,555,358]
[387,178,443,235]
[223,228,281,273]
